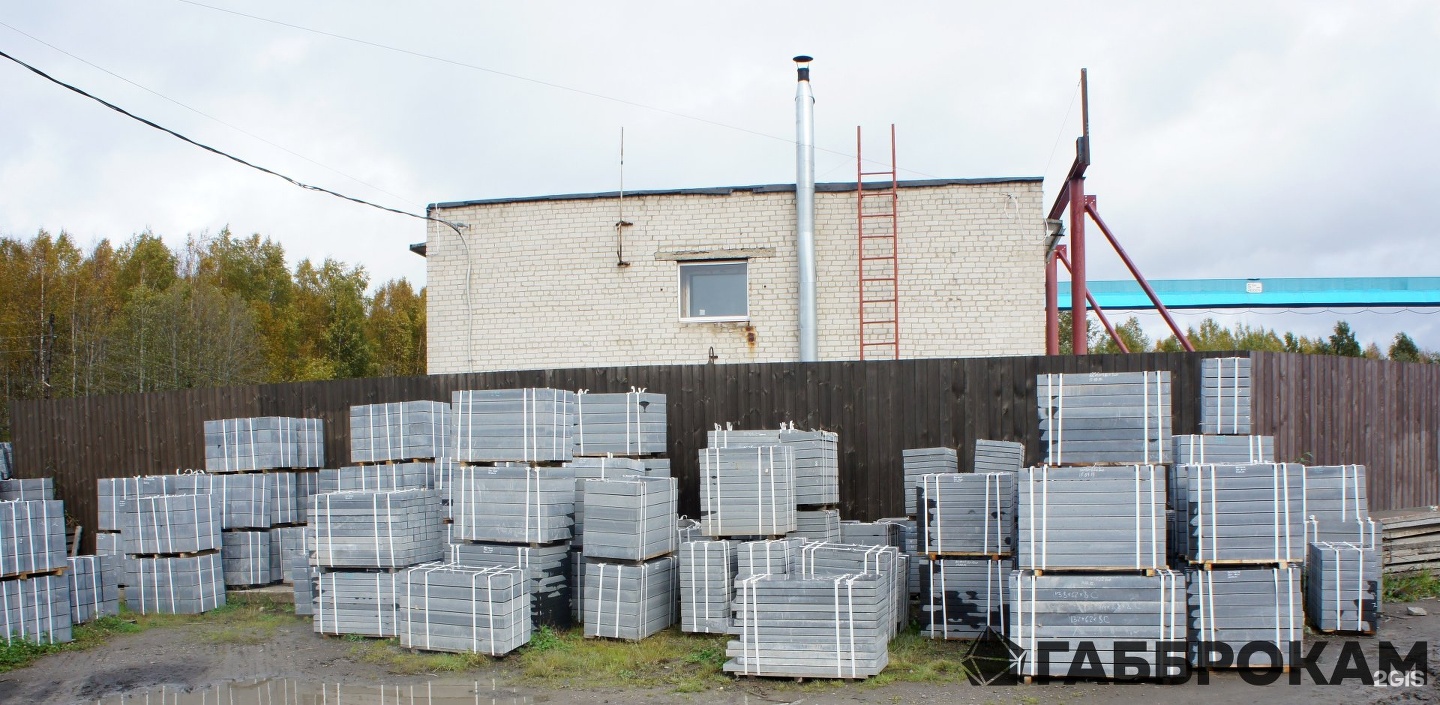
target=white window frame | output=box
[678,259,749,323]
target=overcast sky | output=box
[2,1,1437,349]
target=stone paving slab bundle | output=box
[1038,371,1172,465]
[296,471,319,523]
[575,391,667,457]
[292,557,316,616]
[450,466,575,544]
[792,509,841,543]
[317,463,434,495]
[645,458,672,476]
[679,540,735,634]
[1187,565,1301,668]
[676,517,703,545]
[269,472,301,526]
[581,477,677,562]
[920,557,1008,639]
[121,493,223,556]
[313,570,399,637]
[221,530,272,587]
[735,539,799,579]
[0,499,66,577]
[270,525,306,584]
[310,489,444,568]
[902,448,958,516]
[1200,357,1252,435]
[448,541,571,629]
[398,563,532,655]
[917,472,1015,556]
[973,440,1024,474]
[1181,463,1306,564]
[351,400,451,463]
[567,457,648,544]
[95,532,121,557]
[98,476,170,531]
[1305,465,1379,549]
[0,443,11,481]
[450,388,576,463]
[707,426,839,507]
[1306,542,1380,634]
[700,446,797,538]
[1018,465,1166,571]
[790,542,906,636]
[125,553,226,614]
[0,478,53,502]
[0,573,71,644]
[171,474,273,530]
[839,521,904,549]
[875,517,920,597]
[68,555,121,624]
[204,417,324,472]
[1010,570,1187,679]
[1172,435,1274,466]
[582,555,676,640]
[725,572,891,679]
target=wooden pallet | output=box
[1190,560,1293,571]
[1026,567,1160,576]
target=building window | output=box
[679,260,748,321]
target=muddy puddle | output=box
[93,679,533,705]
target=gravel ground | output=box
[1,597,1435,705]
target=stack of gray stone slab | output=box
[1017,466,1166,571]
[1010,570,1187,679]
[310,489,443,568]
[175,474,273,530]
[0,442,11,480]
[707,426,839,508]
[0,478,53,501]
[1038,371,1172,465]
[678,540,734,634]
[920,557,1009,639]
[318,463,433,494]
[351,400,451,463]
[449,541,571,629]
[204,416,324,472]
[876,517,921,598]
[398,563,531,655]
[903,446,955,518]
[269,525,306,584]
[1305,465,1380,549]
[68,555,120,624]
[1200,357,1252,435]
[450,388,576,463]
[1172,435,1274,465]
[292,557,317,616]
[1188,565,1302,668]
[269,472,302,526]
[582,555,676,640]
[699,446,797,538]
[121,493,223,556]
[917,472,1015,556]
[0,574,72,644]
[792,509,841,542]
[313,570,399,637]
[735,539,798,578]
[726,572,891,679]
[126,553,226,615]
[1305,542,1380,634]
[791,542,907,636]
[575,391,667,457]
[0,499,66,576]
[972,440,1024,474]
[839,520,904,549]
[1180,463,1306,564]
[295,472,320,523]
[676,517,703,545]
[567,457,648,546]
[450,467,574,544]
[221,531,272,587]
[581,477,677,562]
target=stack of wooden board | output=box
[901,448,957,516]
[582,556,676,640]
[1187,566,1301,669]
[204,417,324,471]
[1017,466,1166,571]
[1010,571,1186,679]
[917,472,1015,556]
[450,389,576,463]
[1306,542,1380,634]
[0,574,72,644]
[726,572,891,679]
[699,446,796,538]
[972,440,1024,473]
[1374,506,1440,574]
[1200,357,1252,435]
[1038,371,1171,465]
[397,563,531,655]
[574,391,667,457]
[350,400,450,463]
[125,553,226,615]
[678,540,734,634]
[67,555,120,624]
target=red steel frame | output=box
[857,125,900,360]
[1044,69,1194,354]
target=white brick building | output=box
[420,178,1046,374]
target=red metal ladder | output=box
[857,124,900,360]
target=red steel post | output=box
[1068,176,1088,354]
[1045,247,1059,354]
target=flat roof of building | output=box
[428,177,1043,212]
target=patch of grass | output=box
[1384,570,1440,603]
[516,627,730,691]
[345,637,495,674]
[0,614,146,672]
[859,627,972,686]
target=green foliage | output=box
[1383,570,1440,603]
[1390,332,1422,363]
[0,228,425,438]
[1329,321,1363,357]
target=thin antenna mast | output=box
[616,127,632,267]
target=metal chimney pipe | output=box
[794,55,818,362]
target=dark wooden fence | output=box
[10,351,1439,553]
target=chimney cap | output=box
[793,55,813,64]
